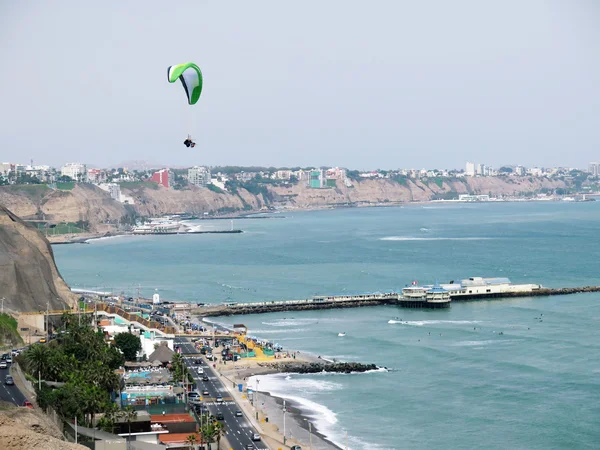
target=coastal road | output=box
[0,366,27,406]
[175,337,268,450]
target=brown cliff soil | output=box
[0,205,77,312]
[0,404,86,450]
[0,176,568,235]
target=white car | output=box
[0,361,7,369]
[252,433,261,442]
[197,368,204,374]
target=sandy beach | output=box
[215,354,342,450]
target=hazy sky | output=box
[1,1,599,170]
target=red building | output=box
[150,169,172,188]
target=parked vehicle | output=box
[252,433,261,442]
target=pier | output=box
[191,285,600,316]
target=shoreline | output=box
[262,391,342,450]
[46,198,589,245]
[216,349,378,450]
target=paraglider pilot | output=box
[184,135,196,148]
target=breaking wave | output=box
[380,236,493,241]
[389,320,482,326]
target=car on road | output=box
[216,396,223,403]
[6,356,12,364]
[246,445,254,450]
[215,412,224,420]
[188,391,200,399]
[197,368,204,374]
[252,433,261,441]
[0,361,7,369]
[5,375,14,385]
[202,376,209,382]
[235,410,243,417]
[202,390,209,396]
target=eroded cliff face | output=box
[122,184,263,217]
[0,176,568,232]
[0,184,127,231]
[0,206,77,312]
[268,176,567,207]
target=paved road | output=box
[174,337,268,450]
[0,365,27,406]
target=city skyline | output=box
[1,1,599,169]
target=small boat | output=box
[338,332,346,337]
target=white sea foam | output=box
[248,328,308,334]
[262,317,340,327]
[248,373,385,450]
[389,320,482,326]
[86,234,130,243]
[380,236,493,241]
[452,339,519,347]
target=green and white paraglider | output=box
[167,62,203,148]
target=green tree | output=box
[185,433,198,450]
[24,344,50,380]
[213,422,224,450]
[113,332,141,361]
[121,405,137,448]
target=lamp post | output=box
[303,419,312,450]
[46,301,49,342]
[283,399,286,445]
[1,297,5,314]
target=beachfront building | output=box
[187,166,211,187]
[61,162,87,182]
[150,169,172,188]
[309,170,325,188]
[465,162,476,176]
[588,162,600,176]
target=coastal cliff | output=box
[0,205,77,312]
[0,176,568,234]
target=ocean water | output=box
[54,202,600,449]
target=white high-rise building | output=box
[188,166,211,187]
[588,162,600,176]
[465,162,475,176]
[61,163,87,182]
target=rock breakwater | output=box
[259,361,379,374]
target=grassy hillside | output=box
[0,314,24,348]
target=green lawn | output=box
[0,184,49,197]
[45,222,85,235]
[119,181,159,190]
[56,182,76,190]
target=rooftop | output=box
[150,413,195,424]
[158,432,201,444]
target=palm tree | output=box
[120,405,137,449]
[213,422,224,450]
[24,344,49,381]
[185,433,198,449]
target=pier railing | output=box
[227,293,398,309]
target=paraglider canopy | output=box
[167,62,203,105]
